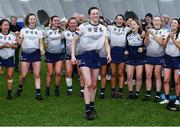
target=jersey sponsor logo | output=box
[25,30,29,34]
[99,27,103,32]
[35,31,38,35]
[94,27,98,32]
[67,33,71,37]
[88,27,92,32]
[8,36,11,41]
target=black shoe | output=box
[55,89,59,96]
[153,96,161,102]
[127,94,134,99]
[99,93,105,99]
[91,108,97,118]
[133,94,139,99]
[67,90,72,96]
[35,95,43,101]
[16,89,22,97]
[142,95,151,101]
[85,111,94,120]
[45,89,50,96]
[6,95,13,100]
[117,92,123,99]
[111,92,116,98]
[80,91,84,97]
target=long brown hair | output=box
[24,13,36,27]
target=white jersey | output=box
[0,32,17,59]
[20,27,43,53]
[44,27,64,54]
[107,25,131,47]
[165,33,180,57]
[146,28,167,57]
[63,30,76,55]
[75,22,107,54]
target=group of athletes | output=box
[0,7,179,120]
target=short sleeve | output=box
[75,24,84,36]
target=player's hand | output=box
[107,54,111,64]
[4,42,10,48]
[138,47,143,53]
[124,50,129,55]
[71,55,77,65]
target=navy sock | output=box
[85,104,91,112]
[135,91,140,96]
[111,88,115,93]
[176,96,179,100]
[129,91,133,95]
[119,88,123,93]
[36,89,41,96]
[156,91,161,97]
[165,94,169,100]
[8,90,12,96]
[90,102,94,110]
[146,90,151,96]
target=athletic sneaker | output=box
[99,93,105,99]
[159,99,169,104]
[15,89,22,97]
[127,94,134,100]
[153,96,161,102]
[111,92,116,98]
[45,89,50,96]
[117,92,123,99]
[6,95,13,100]
[55,89,59,96]
[66,90,72,96]
[175,100,180,105]
[35,95,43,101]
[142,95,151,101]
[85,111,94,120]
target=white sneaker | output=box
[159,99,169,104]
[175,100,180,105]
[106,75,111,80]
[98,75,101,80]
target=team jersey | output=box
[165,33,180,57]
[126,31,145,60]
[75,22,107,54]
[63,29,76,55]
[0,32,17,59]
[20,27,43,53]
[44,27,64,54]
[107,25,131,47]
[146,28,167,57]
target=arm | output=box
[71,35,79,65]
[144,30,150,46]
[39,38,45,55]
[104,36,111,63]
[172,38,180,49]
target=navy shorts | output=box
[0,57,14,67]
[77,50,101,69]
[21,49,41,63]
[145,56,163,65]
[163,54,180,69]
[111,46,126,64]
[100,57,107,65]
[45,52,65,63]
[126,59,145,66]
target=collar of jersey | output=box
[28,26,36,29]
[89,21,99,26]
[50,26,58,30]
[2,31,10,35]
[153,27,162,30]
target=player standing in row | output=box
[71,7,111,120]
[160,18,180,105]
[63,17,84,96]
[0,19,18,99]
[108,14,131,99]
[16,13,44,100]
[125,20,146,99]
[143,16,166,102]
[44,16,65,97]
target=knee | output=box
[34,73,40,79]
[118,71,124,78]
[136,75,142,82]
[164,78,169,85]
[111,71,116,78]
[85,80,92,89]
[56,72,61,77]
[127,75,133,82]
[66,70,72,77]
[47,72,53,78]
[146,74,151,80]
